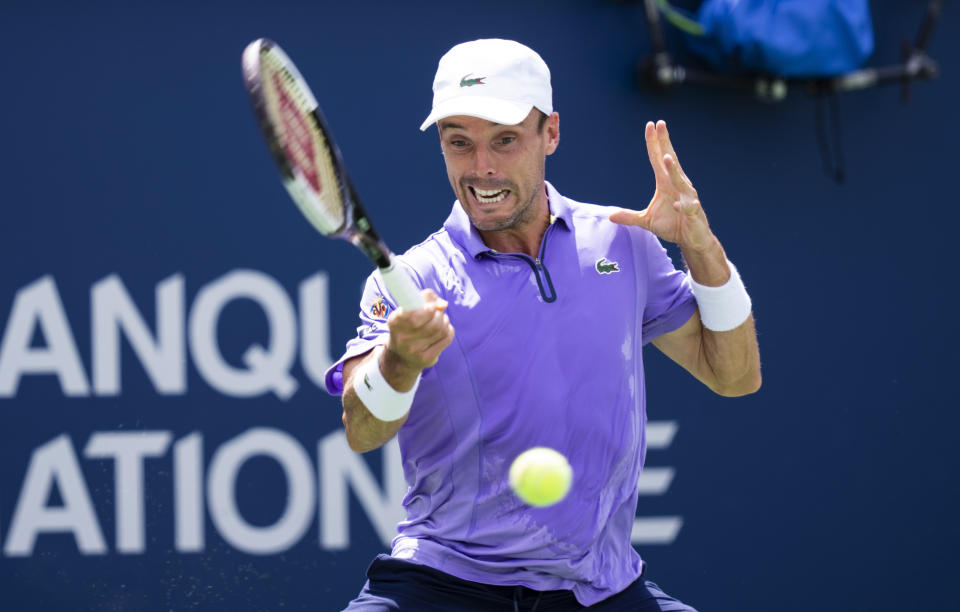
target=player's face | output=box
[438,109,559,234]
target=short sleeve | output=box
[638,231,697,344]
[323,270,407,395]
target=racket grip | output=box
[380,259,424,311]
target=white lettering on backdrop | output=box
[0,271,333,399]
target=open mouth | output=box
[469,186,510,204]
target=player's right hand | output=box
[384,289,455,374]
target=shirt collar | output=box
[443,181,573,258]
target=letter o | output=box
[207,428,315,554]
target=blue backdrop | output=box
[0,1,956,610]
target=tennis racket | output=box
[241,38,423,311]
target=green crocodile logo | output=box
[596,257,620,274]
[459,74,486,87]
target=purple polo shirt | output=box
[324,182,696,606]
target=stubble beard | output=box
[461,166,545,234]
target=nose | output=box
[472,143,496,176]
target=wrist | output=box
[352,346,421,422]
[681,237,729,286]
[379,345,423,393]
[688,259,752,332]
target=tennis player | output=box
[324,39,761,611]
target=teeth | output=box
[473,187,508,203]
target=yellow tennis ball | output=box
[509,447,573,507]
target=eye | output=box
[497,136,516,146]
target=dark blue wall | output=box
[0,1,956,610]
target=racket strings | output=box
[260,49,345,235]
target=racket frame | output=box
[242,38,422,311]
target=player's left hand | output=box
[609,120,716,253]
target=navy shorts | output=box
[342,554,698,611]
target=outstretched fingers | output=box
[615,120,698,231]
[644,121,667,181]
[663,154,686,190]
[656,121,687,179]
[664,154,701,215]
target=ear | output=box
[544,112,560,156]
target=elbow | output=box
[344,427,378,454]
[342,413,370,453]
[347,439,375,454]
[342,411,390,454]
[344,428,364,453]
[714,369,762,397]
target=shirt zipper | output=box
[484,220,558,304]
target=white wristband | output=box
[688,260,752,332]
[352,347,421,422]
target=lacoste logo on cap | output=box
[595,257,621,274]
[459,74,486,87]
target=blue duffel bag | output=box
[659,0,875,76]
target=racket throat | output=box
[350,233,392,268]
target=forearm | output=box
[682,240,762,396]
[700,315,762,396]
[342,382,408,453]
[340,348,421,453]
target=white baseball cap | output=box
[419,39,553,132]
